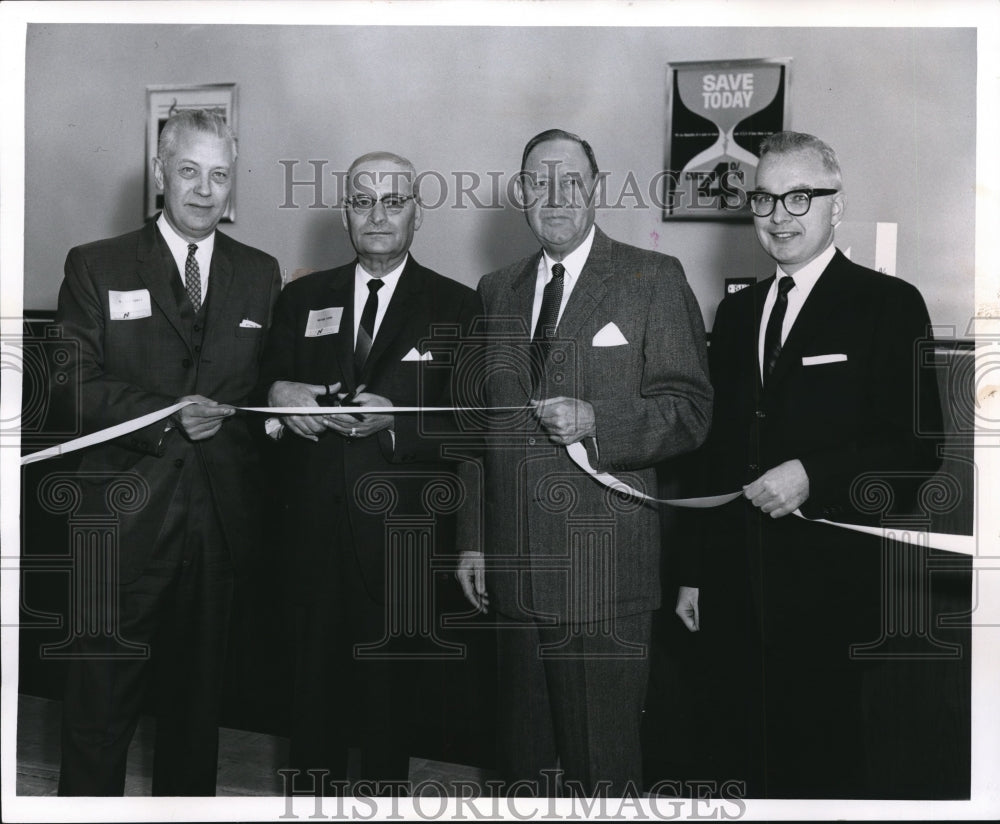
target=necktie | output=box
[762,275,795,381]
[354,278,384,377]
[530,262,565,394]
[532,263,566,348]
[184,243,201,312]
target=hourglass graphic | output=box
[664,60,788,218]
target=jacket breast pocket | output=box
[234,325,263,340]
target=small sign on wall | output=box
[145,83,238,222]
[662,58,790,221]
[835,221,899,277]
[724,277,757,297]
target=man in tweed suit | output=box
[456,129,712,796]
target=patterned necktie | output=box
[354,278,384,377]
[184,243,201,312]
[532,263,566,348]
[762,275,796,382]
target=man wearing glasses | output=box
[258,152,481,791]
[676,131,943,797]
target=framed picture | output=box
[662,58,790,220]
[145,83,238,221]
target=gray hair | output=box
[346,151,417,196]
[157,108,238,162]
[759,131,842,185]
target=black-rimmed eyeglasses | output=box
[745,188,839,218]
[345,194,417,214]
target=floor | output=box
[15,694,496,797]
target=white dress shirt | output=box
[758,243,836,381]
[353,256,406,347]
[157,213,215,299]
[529,225,596,337]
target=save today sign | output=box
[664,58,789,219]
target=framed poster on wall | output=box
[662,58,790,220]
[145,83,238,221]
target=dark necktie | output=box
[532,263,566,349]
[762,275,795,381]
[530,262,565,395]
[354,278,384,377]
[184,243,201,312]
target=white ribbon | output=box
[20,400,193,466]
[564,441,742,508]
[18,402,979,556]
[567,442,976,556]
[19,401,519,466]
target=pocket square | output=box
[402,347,433,362]
[802,353,847,366]
[592,322,629,347]
[239,318,262,329]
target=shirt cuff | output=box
[265,417,284,440]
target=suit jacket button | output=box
[748,463,758,473]
[755,410,766,418]
[528,437,536,446]
[193,323,202,332]
[182,358,192,368]
[174,458,184,468]
[194,345,201,353]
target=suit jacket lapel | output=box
[324,265,357,391]
[504,253,543,398]
[202,233,234,344]
[752,275,775,391]
[136,222,188,347]
[553,227,612,344]
[361,257,424,384]
[765,252,852,391]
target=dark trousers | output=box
[288,543,418,791]
[58,464,234,796]
[495,611,652,797]
[760,654,869,798]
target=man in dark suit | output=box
[259,151,481,791]
[676,131,943,797]
[455,129,713,796]
[55,109,281,795]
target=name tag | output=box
[108,289,152,320]
[304,307,343,337]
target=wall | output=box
[24,24,976,332]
